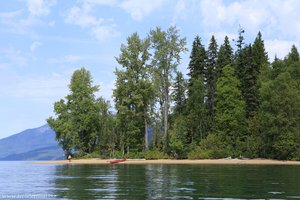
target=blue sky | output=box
[1,0,300,138]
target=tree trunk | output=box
[164,82,169,152]
[144,114,149,150]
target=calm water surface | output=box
[1,161,300,199]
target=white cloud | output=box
[13,76,68,102]
[64,55,83,63]
[65,5,103,27]
[91,25,119,41]
[0,63,8,70]
[120,0,166,21]
[0,0,56,36]
[0,47,28,67]
[30,42,42,60]
[205,32,237,46]
[0,10,22,20]
[27,0,56,16]
[195,0,300,60]
[85,0,118,7]
[48,54,83,64]
[0,10,24,32]
[265,40,295,60]
[198,0,300,40]
[199,0,269,34]
[64,1,119,41]
[172,0,187,22]
[98,80,115,102]
[0,71,69,103]
[30,41,42,52]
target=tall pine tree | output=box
[206,35,218,131]
[186,36,207,143]
[173,72,187,114]
[215,65,247,155]
[217,36,233,78]
[187,36,207,88]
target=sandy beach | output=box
[33,158,300,165]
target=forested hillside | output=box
[48,26,300,160]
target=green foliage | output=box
[236,25,245,52]
[187,35,206,82]
[169,116,188,158]
[47,27,300,161]
[188,134,230,159]
[150,26,187,152]
[114,32,155,152]
[188,149,210,159]
[172,72,187,114]
[234,29,261,119]
[258,72,300,159]
[127,151,145,159]
[205,35,218,128]
[252,32,269,68]
[144,150,166,160]
[47,68,112,155]
[235,45,260,118]
[185,35,207,144]
[186,76,206,143]
[80,152,101,159]
[215,65,247,152]
[110,151,125,159]
[217,36,233,77]
[285,44,299,65]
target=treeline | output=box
[48,26,300,160]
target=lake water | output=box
[1,162,300,199]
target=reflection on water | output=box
[1,162,300,200]
[52,164,300,200]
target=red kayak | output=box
[109,159,126,164]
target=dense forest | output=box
[47,26,300,160]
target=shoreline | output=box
[33,158,300,165]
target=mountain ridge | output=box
[0,124,63,160]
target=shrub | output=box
[188,133,231,159]
[127,151,145,159]
[72,151,101,159]
[188,149,210,159]
[144,150,166,160]
[82,151,101,159]
[110,151,125,159]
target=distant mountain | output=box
[0,124,64,161]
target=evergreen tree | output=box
[186,76,206,143]
[234,26,246,82]
[285,44,300,65]
[236,25,245,53]
[215,65,247,155]
[150,26,187,152]
[172,71,186,114]
[205,35,218,130]
[252,32,269,68]
[217,36,233,77]
[242,45,259,118]
[170,72,188,158]
[235,31,265,118]
[187,36,207,88]
[246,31,269,117]
[271,56,285,78]
[186,36,207,143]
